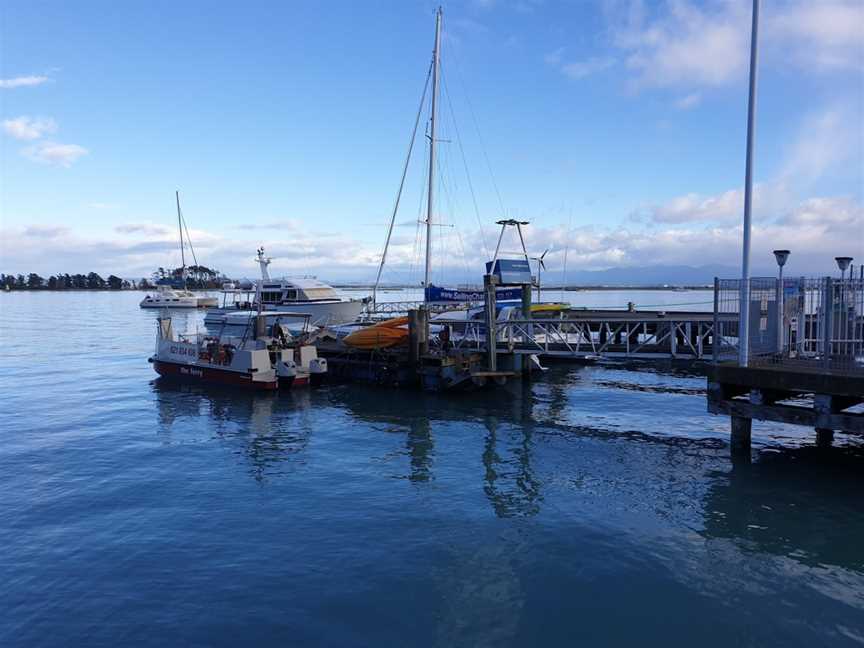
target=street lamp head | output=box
[772,249,790,268]
[835,256,853,272]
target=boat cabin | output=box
[221,278,340,309]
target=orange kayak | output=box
[343,317,409,349]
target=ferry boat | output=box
[149,313,327,390]
[203,248,366,327]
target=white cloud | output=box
[781,105,860,184]
[614,1,749,89]
[673,93,701,110]
[0,75,50,89]
[779,196,863,229]
[636,183,792,225]
[561,57,615,79]
[114,223,174,236]
[610,0,863,91]
[2,116,58,141]
[2,193,860,279]
[529,196,863,273]
[767,1,864,70]
[23,141,89,167]
[646,188,746,224]
[23,225,69,238]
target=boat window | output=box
[261,291,282,303]
[300,287,337,300]
[283,289,298,301]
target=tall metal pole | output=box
[424,7,442,290]
[738,0,760,367]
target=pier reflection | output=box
[703,445,864,572]
[152,379,313,481]
[334,380,542,517]
[481,382,541,518]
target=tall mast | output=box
[424,7,442,289]
[176,190,186,284]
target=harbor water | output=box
[2,290,863,646]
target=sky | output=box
[1,0,862,284]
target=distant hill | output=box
[558,264,742,287]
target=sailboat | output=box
[139,192,218,309]
[371,8,524,310]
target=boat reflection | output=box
[152,379,313,481]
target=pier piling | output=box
[816,428,834,449]
[730,415,752,454]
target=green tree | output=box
[107,275,123,290]
[86,272,105,289]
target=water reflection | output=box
[152,379,312,481]
[703,444,864,572]
[334,380,543,517]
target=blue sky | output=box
[1,0,862,283]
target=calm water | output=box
[2,291,863,647]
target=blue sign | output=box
[485,258,533,285]
[425,285,522,303]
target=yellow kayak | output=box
[531,303,568,314]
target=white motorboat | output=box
[204,248,366,327]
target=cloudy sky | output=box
[1,0,862,283]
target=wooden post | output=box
[816,428,834,448]
[484,274,497,372]
[418,307,429,356]
[730,415,752,454]
[521,282,532,374]
[408,309,420,366]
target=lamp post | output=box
[835,256,852,281]
[835,256,853,356]
[773,250,789,354]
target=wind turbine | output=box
[530,248,549,302]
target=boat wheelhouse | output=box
[203,248,366,327]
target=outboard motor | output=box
[308,357,328,386]
[276,358,298,386]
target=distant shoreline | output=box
[334,284,713,291]
[2,285,713,292]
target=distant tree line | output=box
[2,266,229,291]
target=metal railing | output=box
[713,276,864,375]
[438,314,719,359]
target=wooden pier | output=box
[708,362,864,452]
